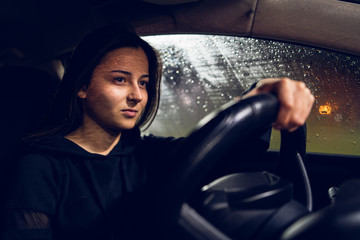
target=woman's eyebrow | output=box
[111,70,131,75]
[110,70,149,78]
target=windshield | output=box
[142,34,360,156]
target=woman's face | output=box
[78,47,149,132]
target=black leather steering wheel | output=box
[146,93,310,239]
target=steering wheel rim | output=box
[151,94,280,232]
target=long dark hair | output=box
[41,24,162,136]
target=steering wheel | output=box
[146,93,309,239]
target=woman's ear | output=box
[77,89,87,99]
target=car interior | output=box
[0,0,360,239]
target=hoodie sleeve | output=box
[1,209,52,240]
[2,153,63,239]
[4,153,62,214]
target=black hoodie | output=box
[2,128,182,240]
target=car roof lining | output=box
[0,0,359,65]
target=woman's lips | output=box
[121,109,138,117]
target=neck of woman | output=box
[65,123,121,156]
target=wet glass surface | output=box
[142,35,360,156]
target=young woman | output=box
[1,25,314,240]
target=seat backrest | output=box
[0,65,59,206]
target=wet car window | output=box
[142,35,360,156]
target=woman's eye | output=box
[114,77,126,83]
[139,80,149,88]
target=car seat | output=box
[0,65,59,213]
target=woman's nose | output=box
[127,85,143,103]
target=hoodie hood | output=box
[22,127,142,159]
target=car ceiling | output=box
[0,0,359,66]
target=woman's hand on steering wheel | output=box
[242,78,314,132]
